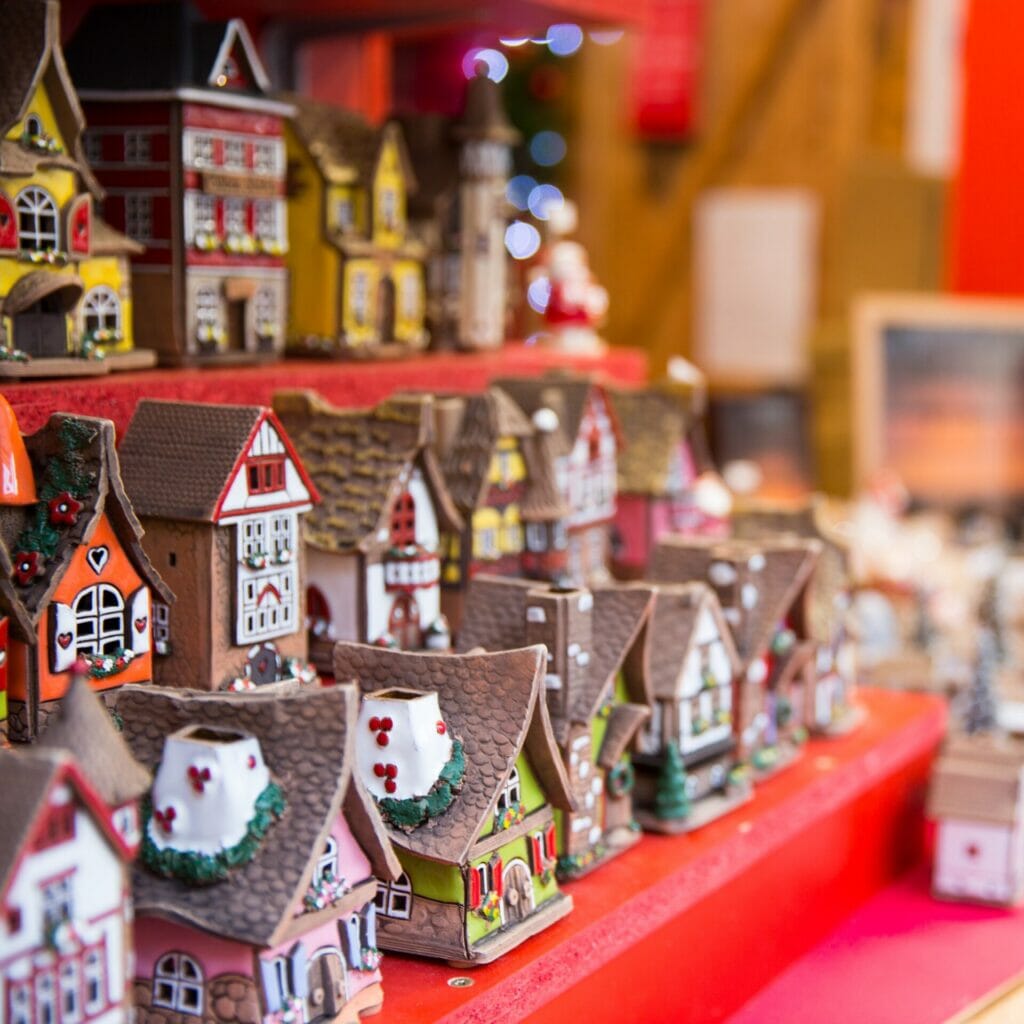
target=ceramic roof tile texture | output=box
[0,0,48,136]
[118,400,266,522]
[273,390,460,554]
[37,676,151,806]
[493,374,597,457]
[332,642,573,866]
[928,735,1024,825]
[113,684,354,947]
[598,703,651,770]
[0,415,172,639]
[520,423,570,523]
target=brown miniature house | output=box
[457,575,654,876]
[0,410,172,742]
[333,641,575,965]
[113,682,401,1023]
[273,390,462,665]
[651,535,821,775]
[928,734,1024,906]
[117,400,319,691]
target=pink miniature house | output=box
[114,682,401,1024]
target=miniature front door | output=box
[377,277,396,342]
[388,594,420,650]
[502,860,534,924]
[306,950,347,1022]
[227,298,247,351]
[14,300,67,357]
[245,642,281,685]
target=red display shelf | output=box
[1,344,647,437]
[375,688,946,1024]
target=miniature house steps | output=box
[373,688,946,1024]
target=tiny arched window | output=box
[16,186,58,251]
[390,491,416,546]
[82,286,121,336]
[24,114,42,137]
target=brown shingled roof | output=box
[0,414,172,640]
[38,675,151,806]
[114,683,386,948]
[273,390,461,554]
[928,735,1024,826]
[332,642,574,866]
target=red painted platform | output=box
[373,688,947,1024]
[727,863,1024,1024]
[0,344,647,437]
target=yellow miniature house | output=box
[285,98,428,356]
[0,0,152,375]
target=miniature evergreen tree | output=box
[964,626,999,735]
[654,743,691,821]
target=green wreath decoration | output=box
[606,760,635,797]
[377,739,465,831]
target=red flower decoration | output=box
[48,492,82,526]
[12,550,42,586]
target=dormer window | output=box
[25,115,42,137]
[247,455,285,495]
[374,873,412,919]
[496,766,521,813]
[314,835,339,884]
[390,491,416,546]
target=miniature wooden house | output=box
[495,374,619,587]
[438,388,569,630]
[0,745,138,1024]
[285,99,427,356]
[66,2,294,365]
[0,0,152,375]
[118,399,318,691]
[608,385,728,578]
[651,536,821,776]
[0,406,172,742]
[114,682,401,1024]
[457,576,654,877]
[333,642,575,965]
[732,498,861,735]
[628,582,750,833]
[928,735,1024,906]
[273,390,462,667]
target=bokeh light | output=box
[506,175,537,211]
[528,183,564,220]
[499,35,531,47]
[527,276,552,313]
[530,130,567,167]
[505,221,542,260]
[589,29,625,45]
[547,24,584,57]
[461,47,510,83]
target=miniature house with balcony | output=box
[115,682,401,1024]
[118,399,319,691]
[334,642,575,965]
[273,390,461,667]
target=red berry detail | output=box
[369,716,381,731]
[385,764,398,778]
[376,732,389,747]
[436,721,446,735]
[384,780,397,794]
[373,763,386,777]
[247,755,257,769]
[381,717,393,731]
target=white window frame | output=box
[35,972,56,1024]
[83,131,102,165]
[82,286,122,336]
[374,873,412,920]
[379,187,398,232]
[125,194,153,242]
[253,139,281,176]
[222,197,247,238]
[59,961,82,1024]
[124,131,151,165]
[191,193,217,240]
[497,765,521,812]
[9,980,31,1024]
[400,272,420,320]
[195,286,221,330]
[153,601,171,654]
[254,199,281,244]
[238,567,297,642]
[83,949,104,1015]
[351,270,369,327]
[240,517,267,558]
[188,132,215,168]
[16,186,58,251]
[314,835,339,884]
[254,287,278,336]
[223,135,246,171]
[269,513,293,556]
[73,584,125,656]
[152,953,204,1016]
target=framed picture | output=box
[854,293,1024,510]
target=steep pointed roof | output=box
[333,642,574,866]
[453,67,520,145]
[0,414,172,641]
[273,389,462,554]
[114,682,398,947]
[37,676,151,806]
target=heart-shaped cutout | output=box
[134,616,148,632]
[57,632,73,649]
[86,546,109,575]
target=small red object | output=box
[48,491,83,526]
[369,716,381,731]
[247,755,257,769]
[386,764,398,778]
[966,843,980,859]
[374,763,386,777]
[384,780,397,794]
[381,717,393,731]
[436,720,447,735]
[377,732,389,747]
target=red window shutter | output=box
[544,822,558,863]
[0,194,18,251]
[0,616,8,694]
[215,198,225,236]
[492,857,504,898]
[246,199,255,234]
[529,834,544,873]
[468,866,482,909]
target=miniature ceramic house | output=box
[458,576,654,877]
[117,399,318,691]
[66,2,294,365]
[608,385,729,578]
[732,498,862,735]
[0,745,137,1024]
[114,682,401,1024]
[398,67,518,350]
[333,642,575,965]
[38,675,152,854]
[628,582,750,832]
[438,388,569,630]
[0,403,172,742]
[0,0,154,376]
[928,735,1024,906]
[495,374,619,587]
[285,99,427,357]
[651,536,822,776]
[273,391,461,668]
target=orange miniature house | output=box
[0,402,172,741]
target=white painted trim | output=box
[77,89,296,117]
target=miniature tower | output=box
[454,66,519,351]
[524,585,593,721]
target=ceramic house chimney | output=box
[524,585,593,719]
